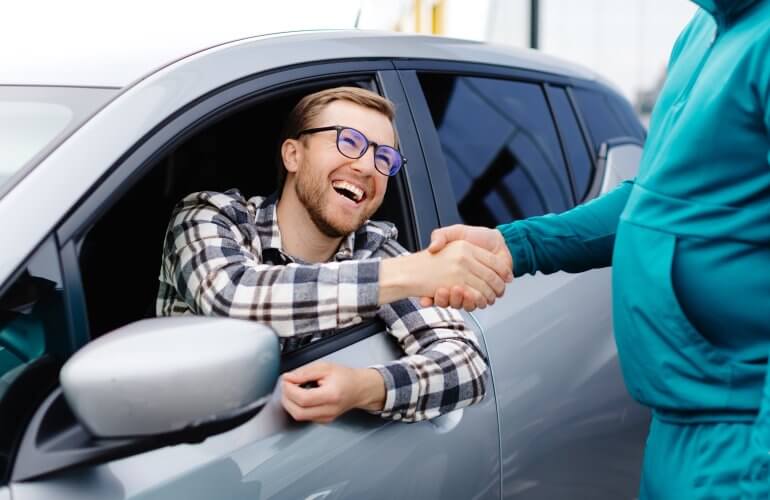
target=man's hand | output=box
[380,239,511,311]
[281,362,386,424]
[421,225,513,309]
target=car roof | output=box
[3,29,601,88]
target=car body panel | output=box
[12,322,500,500]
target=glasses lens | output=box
[337,128,367,159]
[375,146,402,176]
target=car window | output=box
[418,73,573,227]
[73,75,416,344]
[0,237,68,485]
[548,86,594,201]
[571,87,645,155]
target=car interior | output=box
[77,77,417,339]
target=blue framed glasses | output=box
[295,125,406,177]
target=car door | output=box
[7,58,500,500]
[397,61,650,498]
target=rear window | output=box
[572,87,645,155]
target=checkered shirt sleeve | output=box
[370,239,489,423]
[158,192,380,336]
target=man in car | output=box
[156,86,512,424]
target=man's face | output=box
[287,100,395,237]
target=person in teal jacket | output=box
[425,0,770,497]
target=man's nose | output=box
[350,146,377,174]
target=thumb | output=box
[427,231,448,253]
[428,225,465,254]
[283,362,330,384]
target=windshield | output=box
[0,86,117,196]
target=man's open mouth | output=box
[332,180,366,203]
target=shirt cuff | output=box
[496,223,534,277]
[369,363,410,421]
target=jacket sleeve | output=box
[498,180,633,277]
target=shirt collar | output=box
[253,194,364,263]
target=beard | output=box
[294,167,376,238]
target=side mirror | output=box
[61,316,279,437]
[12,317,279,481]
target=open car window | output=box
[72,74,416,346]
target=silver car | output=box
[1,29,648,499]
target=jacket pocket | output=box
[612,222,731,409]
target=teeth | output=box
[332,180,364,202]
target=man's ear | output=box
[281,139,301,174]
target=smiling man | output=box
[156,87,511,423]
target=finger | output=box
[448,285,465,309]
[461,287,485,311]
[500,248,515,282]
[282,379,329,408]
[460,274,492,308]
[420,296,434,307]
[466,249,507,297]
[433,287,451,308]
[282,362,330,384]
[462,291,476,311]
[473,246,513,285]
[282,394,334,422]
[462,260,499,304]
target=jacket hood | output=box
[691,0,761,24]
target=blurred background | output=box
[3,0,698,124]
[358,0,696,125]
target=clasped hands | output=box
[377,224,513,311]
[420,224,513,310]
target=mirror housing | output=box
[60,316,279,437]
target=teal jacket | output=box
[499,0,770,440]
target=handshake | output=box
[379,224,513,311]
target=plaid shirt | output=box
[157,190,488,422]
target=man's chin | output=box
[316,213,368,238]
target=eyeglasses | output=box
[295,125,406,177]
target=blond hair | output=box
[276,86,396,190]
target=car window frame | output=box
[396,61,583,226]
[0,234,79,486]
[567,84,646,201]
[54,60,439,366]
[544,84,597,203]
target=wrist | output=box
[353,368,386,412]
[378,254,417,304]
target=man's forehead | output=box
[314,100,395,141]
